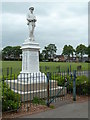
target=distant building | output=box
[48,54,89,62]
[53,55,66,62]
[65,56,88,62]
[78,56,88,62]
[66,57,77,62]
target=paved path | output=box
[20,101,88,118]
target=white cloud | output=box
[2,2,88,54]
[2,13,27,30]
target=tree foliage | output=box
[62,45,75,61]
[2,46,22,60]
[76,44,87,61]
[2,44,89,62]
[86,45,90,57]
[41,44,57,61]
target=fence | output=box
[1,64,87,78]
[1,67,89,113]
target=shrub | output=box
[76,75,89,95]
[2,82,21,112]
[67,75,89,95]
[32,97,46,105]
[53,74,89,95]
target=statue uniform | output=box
[27,8,37,41]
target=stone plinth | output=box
[21,39,40,74]
[6,80,57,92]
[18,39,45,82]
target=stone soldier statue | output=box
[27,7,37,41]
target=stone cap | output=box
[21,40,40,50]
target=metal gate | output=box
[46,70,76,107]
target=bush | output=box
[53,74,89,95]
[2,74,18,80]
[57,75,71,86]
[66,75,89,95]
[2,82,21,112]
[51,73,72,86]
[76,75,89,95]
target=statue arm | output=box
[27,18,37,22]
[27,18,32,22]
[34,16,37,22]
[26,13,37,23]
[26,13,32,22]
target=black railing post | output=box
[7,67,9,77]
[58,66,60,73]
[71,73,72,81]
[2,75,4,98]
[45,66,46,72]
[67,67,69,75]
[40,66,42,72]
[2,68,3,75]
[59,66,60,73]
[47,72,50,107]
[10,67,12,75]
[70,65,71,73]
[73,70,76,101]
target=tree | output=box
[62,45,75,61]
[85,45,90,61]
[12,46,22,60]
[42,49,48,60]
[41,44,57,61]
[46,44,57,61]
[76,44,87,61]
[87,45,90,58]
[39,51,43,61]
[2,46,22,60]
[2,46,13,60]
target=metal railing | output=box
[1,64,87,79]
[1,68,89,113]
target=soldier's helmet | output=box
[29,7,34,10]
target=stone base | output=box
[13,86,67,101]
[6,79,57,91]
[6,79,67,102]
[18,72,47,83]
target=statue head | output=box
[29,7,34,13]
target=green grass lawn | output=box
[40,62,89,72]
[2,61,22,77]
[1,61,89,77]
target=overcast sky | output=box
[2,2,88,54]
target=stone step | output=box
[6,80,58,92]
[11,86,67,101]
